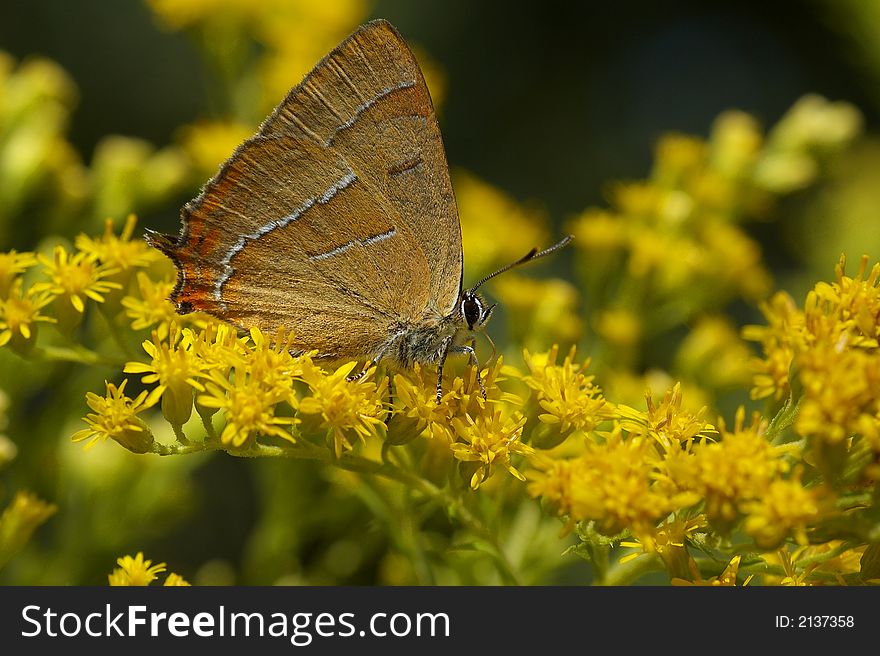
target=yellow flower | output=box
[593,307,641,350]
[742,291,801,401]
[741,476,822,549]
[674,315,754,390]
[0,491,56,569]
[617,382,716,450]
[667,407,790,529]
[124,329,206,427]
[121,271,180,339]
[454,169,548,280]
[795,340,880,446]
[709,110,762,179]
[34,246,122,313]
[244,326,309,400]
[653,133,708,189]
[163,572,191,586]
[0,281,56,351]
[492,274,583,350]
[178,119,254,176]
[74,214,161,274]
[821,255,880,344]
[527,427,689,536]
[0,250,38,298]
[450,409,531,489]
[72,379,156,453]
[393,358,515,445]
[393,364,454,443]
[197,365,298,448]
[518,345,615,442]
[298,361,384,457]
[566,209,627,253]
[108,552,166,586]
[671,555,751,586]
[188,321,246,376]
[699,219,772,301]
[762,542,867,586]
[619,514,707,581]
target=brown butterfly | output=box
[147,19,571,401]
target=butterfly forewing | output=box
[157,19,464,358]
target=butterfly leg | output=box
[346,342,393,383]
[449,342,487,401]
[387,371,395,411]
[436,335,453,403]
[346,364,374,383]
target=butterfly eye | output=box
[462,295,483,330]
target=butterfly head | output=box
[455,235,573,333]
[459,290,495,332]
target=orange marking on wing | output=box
[197,227,223,258]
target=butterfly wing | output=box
[151,20,463,358]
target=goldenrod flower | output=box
[0,250,38,298]
[762,542,868,586]
[667,407,789,529]
[108,552,166,586]
[742,291,802,401]
[393,364,453,443]
[298,361,384,457]
[518,345,615,441]
[492,274,583,350]
[528,427,689,536]
[671,555,750,586]
[674,315,754,390]
[188,321,246,377]
[454,169,548,279]
[0,281,56,351]
[197,366,298,448]
[71,379,155,453]
[74,214,161,274]
[593,307,641,350]
[0,491,56,569]
[121,272,180,339]
[34,246,121,314]
[163,572,191,586]
[178,119,254,176]
[450,409,531,489]
[244,326,309,399]
[566,209,627,253]
[741,476,822,549]
[617,383,716,450]
[124,329,206,427]
[795,341,880,446]
[620,514,707,580]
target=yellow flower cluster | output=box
[108,552,189,586]
[567,95,861,408]
[45,210,863,584]
[746,255,880,451]
[0,491,56,571]
[0,215,172,357]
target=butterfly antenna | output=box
[469,235,573,292]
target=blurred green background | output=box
[1,0,879,584]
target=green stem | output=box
[599,553,664,586]
[30,344,125,367]
[151,437,523,584]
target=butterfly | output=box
[147,19,571,401]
